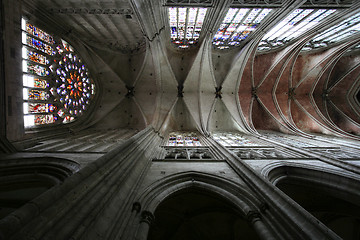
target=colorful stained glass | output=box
[62,39,74,52]
[63,116,75,123]
[168,7,208,48]
[22,19,55,45]
[168,132,201,146]
[23,61,49,76]
[22,18,95,128]
[23,103,57,114]
[34,114,57,125]
[213,8,272,49]
[23,33,55,55]
[23,75,48,89]
[25,89,49,100]
[54,52,94,116]
[22,47,49,65]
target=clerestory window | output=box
[258,8,336,51]
[212,132,259,147]
[168,7,208,49]
[167,132,201,146]
[213,8,272,49]
[303,11,360,51]
[21,18,95,128]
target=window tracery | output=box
[163,148,213,160]
[303,11,360,51]
[167,132,201,146]
[258,8,336,51]
[165,0,212,6]
[168,7,208,48]
[22,19,95,127]
[213,8,272,49]
[212,132,260,146]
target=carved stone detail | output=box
[132,202,141,213]
[246,210,261,224]
[163,147,214,160]
[140,211,155,225]
[230,148,293,159]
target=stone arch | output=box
[135,171,276,240]
[0,157,79,219]
[262,162,360,200]
[263,163,360,240]
[139,171,259,214]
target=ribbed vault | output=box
[17,0,360,140]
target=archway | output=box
[147,187,260,240]
[0,157,79,219]
[266,164,360,240]
[136,172,276,240]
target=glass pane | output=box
[169,7,208,48]
[22,19,96,128]
[22,47,49,65]
[23,103,57,114]
[259,8,336,51]
[213,8,272,49]
[23,60,49,76]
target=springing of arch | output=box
[21,18,96,128]
[137,171,261,214]
[263,163,360,239]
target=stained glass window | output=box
[258,8,336,51]
[303,12,360,51]
[212,132,260,146]
[21,18,95,127]
[213,8,272,49]
[168,132,201,146]
[168,7,207,48]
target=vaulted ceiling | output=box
[22,0,360,140]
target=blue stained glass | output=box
[168,7,208,47]
[213,8,272,49]
[22,18,96,127]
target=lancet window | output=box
[167,132,201,146]
[22,19,95,127]
[303,12,360,51]
[168,7,208,48]
[258,8,336,51]
[213,8,272,49]
[212,132,260,146]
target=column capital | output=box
[140,211,155,225]
[246,210,261,224]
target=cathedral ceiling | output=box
[24,0,145,52]
[22,0,360,139]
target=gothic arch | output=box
[263,162,360,197]
[263,163,360,240]
[135,171,277,240]
[0,157,80,219]
[138,171,260,214]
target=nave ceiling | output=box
[20,0,360,140]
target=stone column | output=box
[135,210,155,240]
[130,202,141,216]
[247,211,276,240]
